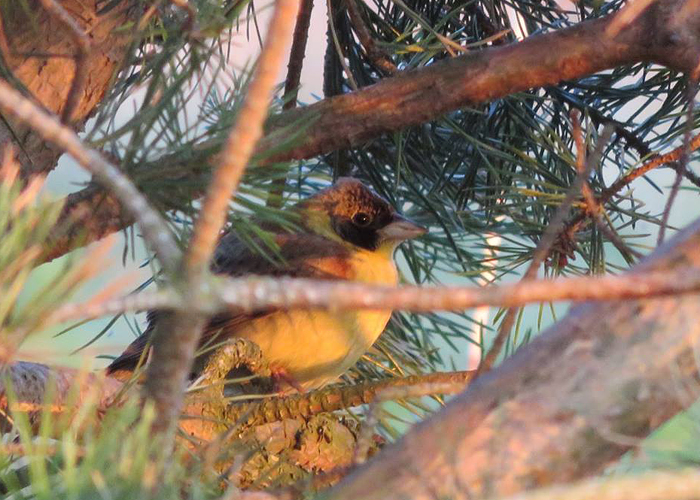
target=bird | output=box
[106,178,426,392]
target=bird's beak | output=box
[379,214,428,241]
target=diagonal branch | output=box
[143,0,302,436]
[324,214,700,500]
[44,0,700,260]
[0,80,182,273]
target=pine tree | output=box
[0,0,700,498]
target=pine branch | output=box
[0,80,182,273]
[324,214,700,500]
[43,0,700,259]
[143,0,302,436]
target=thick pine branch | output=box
[46,0,700,260]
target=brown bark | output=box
[0,0,133,178]
[45,0,700,261]
[325,217,700,500]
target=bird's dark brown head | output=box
[301,178,426,252]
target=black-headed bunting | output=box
[106,178,426,392]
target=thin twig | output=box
[658,79,697,244]
[0,80,181,273]
[673,162,700,188]
[571,110,641,261]
[327,0,359,91]
[50,267,700,325]
[476,125,614,377]
[267,0,315,208]
[283,0,315,109]
[185,0,301,276]
[37,0,91,124]
[144,0,301,437]
[345,0,397,75]
[562,130,700,244]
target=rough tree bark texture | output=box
[326,218,700,500]
[0,0,133,178]
[46,0,700,260]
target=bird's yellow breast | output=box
[234,248,398,391]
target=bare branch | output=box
[0,80,182,273]
[144,0,301,436]
[477,125,614,377]
[49,266,700,324]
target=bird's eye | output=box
[353,212,371,227]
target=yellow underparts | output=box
[235,244,399,391]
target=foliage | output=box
[3,0,700,496]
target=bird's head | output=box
[299,178,427,254]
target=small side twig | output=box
[571,110,641,261]
[476,125,614,377]
[345,0,397,75]
[562,130,700,246]
[37,0,91,124]
[267,0,315,208]
[658,78,697,245]
[327,0,358,91]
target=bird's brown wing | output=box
[106,231,353,378]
